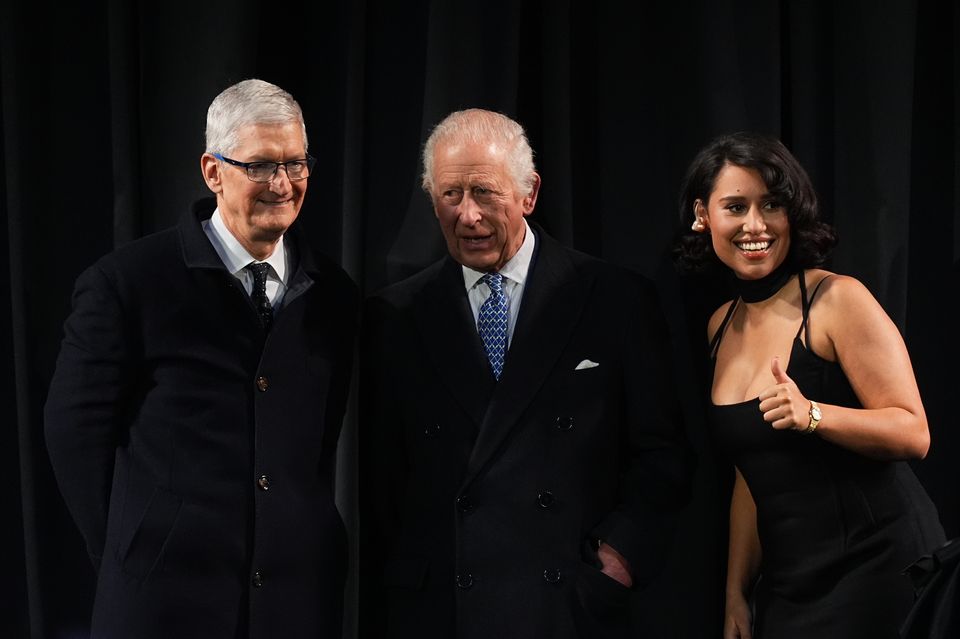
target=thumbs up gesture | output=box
[758,357,809,431]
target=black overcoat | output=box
[360,227,689,639]
[44,199,358,638]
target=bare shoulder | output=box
[808,270,881,313]
[808,269,895,340]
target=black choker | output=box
[732,261,797,303]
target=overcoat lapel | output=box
[179,198,314,324]
[413,258,496,429]
[179,200,257,317]
[463,232,594,485]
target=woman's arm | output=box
[758,275,930,460]
[724,468,761,639]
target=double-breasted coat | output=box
[360,227,689,639]
[44,199,358,638]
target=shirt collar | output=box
[462,219,535,291]
[208,208,286,280]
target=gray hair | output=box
[205,79,307,156]
[421,109,537,195]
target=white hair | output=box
[205,79,307,156]
[421,109,537,195]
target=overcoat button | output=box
[424,423,441,438]
[456,494,473,513]
[256,376,269,392]
[457,573,474,589]
[537,491,555,509]
[257,475,270,491]
[543,568,562,584]
[252,571,263,588]
[555,416,574,431]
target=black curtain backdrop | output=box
[2,1,957,637]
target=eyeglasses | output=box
[213,153,316,183]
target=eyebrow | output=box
[439,179,500,191]
[716,194,746,203]
[716,192,772,202]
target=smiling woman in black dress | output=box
[676,132,944,639]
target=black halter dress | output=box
[709,271,944,638]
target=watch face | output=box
[811,405,822,420]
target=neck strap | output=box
[732,259,797,303]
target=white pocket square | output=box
[574,359,600,370]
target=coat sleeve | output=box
[591,278,693,588]
[44,261,135,567]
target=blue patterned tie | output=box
[478,272,509,380]
[246,263,273,330]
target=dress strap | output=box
[795,271,833,345]
[709,298,740,359]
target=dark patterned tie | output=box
[477,272,509,380]
[246,263,273,330]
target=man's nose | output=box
[268,165,293,191]
[457,195,482,226]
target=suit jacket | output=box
[360,227,689,639]
[44,199,358,639]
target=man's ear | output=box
[201,153,223,194]
[521,173,541,216]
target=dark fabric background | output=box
[2,1,956,637]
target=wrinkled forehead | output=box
[232,121,306,152]
[435,139,511,178]
[436,137,508,160]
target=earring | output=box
[691,218,706,232]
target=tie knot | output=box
[246,262,271,284]
[482,272,504,294]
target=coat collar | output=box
[178,197,321,304]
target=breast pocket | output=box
[554,357,611,427]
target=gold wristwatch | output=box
[803,401,822,435]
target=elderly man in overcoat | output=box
[361,108,689,639]
[44,79,357,638]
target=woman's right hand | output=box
[723,592,752,639]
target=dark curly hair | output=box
[674,132,837,271]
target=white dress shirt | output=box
[462,220,536,348]
[201,208,289,308]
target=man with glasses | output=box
[44,79,357,638]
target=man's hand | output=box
[598,542,633,588]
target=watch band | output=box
[802,401,821,435]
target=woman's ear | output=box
[691,200,708,232]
